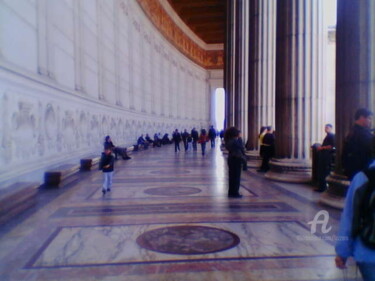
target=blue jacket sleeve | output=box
[335,172,366,258]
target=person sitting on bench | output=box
[104,136,131,160]
[162,133,171,145]
[137,134,149,149]
[145,134,154,145]
[153,133,162,147]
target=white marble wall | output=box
[0,0,212,186]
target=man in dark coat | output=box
[172,129,182,152]
[208,125,217,148]
[181,129,189,151]
[315,124,335,192]
[191,128,199,151]
[342,108,374,180]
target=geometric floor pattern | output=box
[0,143,360,280]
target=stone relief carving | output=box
[0,94,12,164]
[11,101,37,159]
[79,111,89,146]
[61,110,76,152]
[90,115,100,147]
[37,102,45,157]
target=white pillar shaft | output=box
[275,0,325,160]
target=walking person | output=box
[335,139,375,280]
[198,129,209,156]
[99,145,115,195]
[208,125,217,148]
[172,129,182,152]
[191,128,199,151]
[182,129,189,151]
[225,127,246,198]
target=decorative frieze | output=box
[136,0,223,69]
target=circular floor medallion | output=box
[144,187,202,196]
[149,169,191,175]
[136,225,240,255]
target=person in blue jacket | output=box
[335,154,375,280]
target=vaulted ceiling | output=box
[167,0,226,44]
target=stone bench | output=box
[133,143,149,151]
[80,155,101,171]
[44,163,80,187]
[0,182,40,224]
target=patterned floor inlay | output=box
[26,221,334,269]
[0,145,348,280]
[136,225,240,255]
[143,187,202,196]
[51,202,297,218]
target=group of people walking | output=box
[172,126,218,156]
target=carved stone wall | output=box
[0,0,212,186]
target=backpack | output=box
[352,167,375,248]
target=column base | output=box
[265,158,312,183]
[319,172,350,210]
[245,150,262,168]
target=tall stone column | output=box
[37,0,53,78]
[246,0,276,167]
[96,0,105,101]
[247,0,260,151]
[239,0,250,139]
[259,0,276,129]
[224,0,251,136]
[73,0,84,93]
[265,0,325,183]
[224,0,236,128]
[320,0,375,209]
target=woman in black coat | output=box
[224,127,246,198]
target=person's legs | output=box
[228,158,242,197]
[102,173,109,194]
[113,148,119,160]
[228,158,235,196]
[263,149,271,171]
[193,141,197,150]
[357,262,375,281]
[107,171,113,191]
[232,159,242,195]
[317,150,331,191]
[201,143,206,155]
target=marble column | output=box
[240,0,250,139]
[96,0,105,101]
[224,0,235,128]
[259,0,276,129]
[113,0,122,106]
[73,0,84,93]
[36,0,53,78]
[224,0,251,136]
[247,0,260,151]
[246,0,276,168]
[320,0,375,209]
[265,0,325,183]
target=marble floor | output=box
[0,144,361,280]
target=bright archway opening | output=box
[214,88,225,131]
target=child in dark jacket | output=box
[99,146,115,195]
